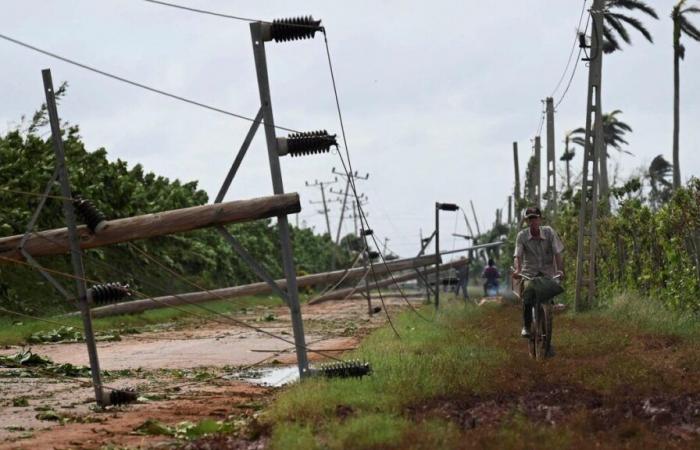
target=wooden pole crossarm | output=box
[0,193,301,261]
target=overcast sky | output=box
[1,0,698,258]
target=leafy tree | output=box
[0,97,350,315]
[672,0,700,188]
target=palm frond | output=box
[682,6,700,14]
[610,12,654,42]
[680,15,700,40]
[608,0,659,19]
[560,149,576,162]
[603,26,621,53]
[605,15,632,43]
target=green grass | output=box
[0,294,285,346]
[597,292,700,339]
[266,301,509,449]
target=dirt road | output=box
[0,296,418,449]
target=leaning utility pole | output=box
[469,200,481,236]
[513,142,521,222]
[574,0,604,312]
[305,178,337,238]
[545,97,557,216]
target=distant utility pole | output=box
[513,142,522,223]
[305,178,337,238]
[508,196,513,224]
[545,97,557,216]
[574,0,604,312]
[330,167,369,245]
[382,237,390,255]
[534,136,542,207]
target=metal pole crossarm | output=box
[0,194,301,261]
[215,108,264,203]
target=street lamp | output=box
[435,202,459,310]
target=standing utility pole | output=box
[545,97,557,216]
[574,0,604,312]
[305,178,337,238]
[534,136,542,207]
[513,142,522,222]
[508,196,513,224]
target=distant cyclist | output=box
[481,259,501,296]
[512,207,565,339]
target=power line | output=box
[555,14,591,110]
[549,0,589,98]
[0,33,298,133]
[142,0,258,22]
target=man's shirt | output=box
[514,226,564,277]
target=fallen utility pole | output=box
[87,253,439,318]
[0,194,301,261]
[309,258,469,305]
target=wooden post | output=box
[88,254,439,318]
[0,194,300,261]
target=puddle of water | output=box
[227,365,300,387]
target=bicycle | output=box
[511,271,562,361]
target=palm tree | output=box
[570,110,633,197]
[648,155,673,209]
[602,0,659,53]
[561,131,584,189]
[672,1,700,188]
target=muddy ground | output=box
[0,296,416,449]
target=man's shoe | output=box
[521,327,530,338]
[545,346,556,358]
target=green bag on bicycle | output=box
[525,276,564,304]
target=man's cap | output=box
[525,206,542,218]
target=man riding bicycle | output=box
[512,207,565,343]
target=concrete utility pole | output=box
[382,237,390,255]
[508,196,513,224]
[512,142,522,222]
[305,178,337,238]
[534,136,542,207]
[545,97,557,216]
[574,0,604,312]
[330,168,369,245]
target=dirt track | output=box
[0,296,415,449]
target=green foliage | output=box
[0,114,349,316]
[555,179,700,313]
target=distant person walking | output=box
[481,259,501,296]
[454,257,469,299]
